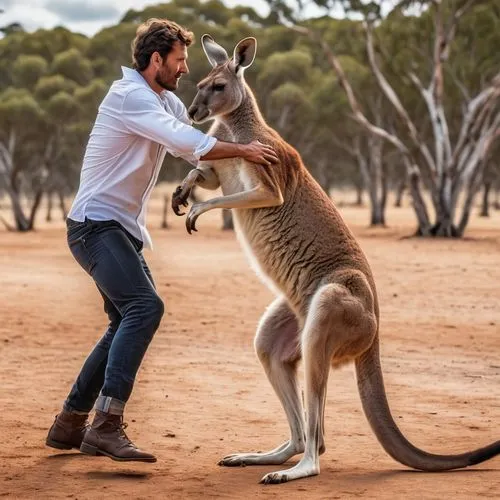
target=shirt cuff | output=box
[193,136,217,160]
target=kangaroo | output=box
[172,35,499,484]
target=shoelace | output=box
[118,421,130,440]
[117,422,138,449]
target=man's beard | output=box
[155,70,181,91]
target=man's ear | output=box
[151,51,163,68]
[232,37,257,75]
[201,34,229,68]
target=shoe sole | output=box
[45,438,76,450]
[80,442,157,463]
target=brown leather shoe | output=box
[80,411,156,463]
[46,409,90,450]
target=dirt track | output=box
[0,190,499,499]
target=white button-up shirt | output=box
[68,66,216,249]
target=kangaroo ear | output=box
[201,34,229,68]
[233,37,257,75]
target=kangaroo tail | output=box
[355,339,499,471]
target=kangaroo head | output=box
[187,35,257,123]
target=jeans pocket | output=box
[68,226,96,275]
[66,218,91,241]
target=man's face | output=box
[155,41,189,92]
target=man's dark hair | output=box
[132,18,194,71]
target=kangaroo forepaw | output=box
[186,202,208,234]
[172,185,190,216]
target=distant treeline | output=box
[0,0,498,235]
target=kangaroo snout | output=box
[187,105,198,120]
[188,105,210,123]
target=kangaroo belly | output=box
[232,211,283,296]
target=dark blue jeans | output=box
[64,218,164,414]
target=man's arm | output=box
[121,89,278,166]
[201,140,278,166]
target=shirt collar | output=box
[121,66,149,86]
[121,66,171,99]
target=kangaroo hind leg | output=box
[261,277,377,484]
[220,297,305,467]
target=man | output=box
[45,18,278,463]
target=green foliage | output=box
[0,88,44,132]
[12,54,48,90]
[74,79,108,121]
[86,23,137,80]
[0,0,497,202]
[45,91,81,123]
[258,50,313,89]
[51,48,94,86]
[34,74,77,101]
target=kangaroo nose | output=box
[188,105,197,120]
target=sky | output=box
[0,0,327,37]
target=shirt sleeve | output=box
[121,88,216,162]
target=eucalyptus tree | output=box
[478,143,500,217]
[0,28,101,230]
[0,88,45,230]
[269,0,500,236]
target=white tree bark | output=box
[293,24,428,232]
[0,130,32,231]
[293,1,500,237]
[0,129,59,231]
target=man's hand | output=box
[241,140,279,166]
[200,139,279,166]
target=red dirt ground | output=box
[0,188,499,499]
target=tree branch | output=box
[0,140,13,175]
[292,25,411,157]
[364,21,438,181]
[461,110,500,180]
[445,65,471,105]
[450,77,500,174]
[330,132,357,158]
[352,134,371,190]
[403,156,431,235]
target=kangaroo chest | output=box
[211,160,257,196]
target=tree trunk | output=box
[456,168,484,237]
[4,184,30,231]
[367,170,387,227]
[354,181,364,206]
[479,181,491,217]
[394,178,406,207]
[58,190,68,220]
[222,209,234,230]
[161,195,169,229]
[431,195,459,236]
[46,191,53,222]
[430,219,459,237]
[314,157,330,195]
[405,161,431,236]
[370,199,386,226]
[494,188,500,210]
[27,188,44,230]
[367,133,387,227]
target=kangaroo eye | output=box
[213,84,225,92]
